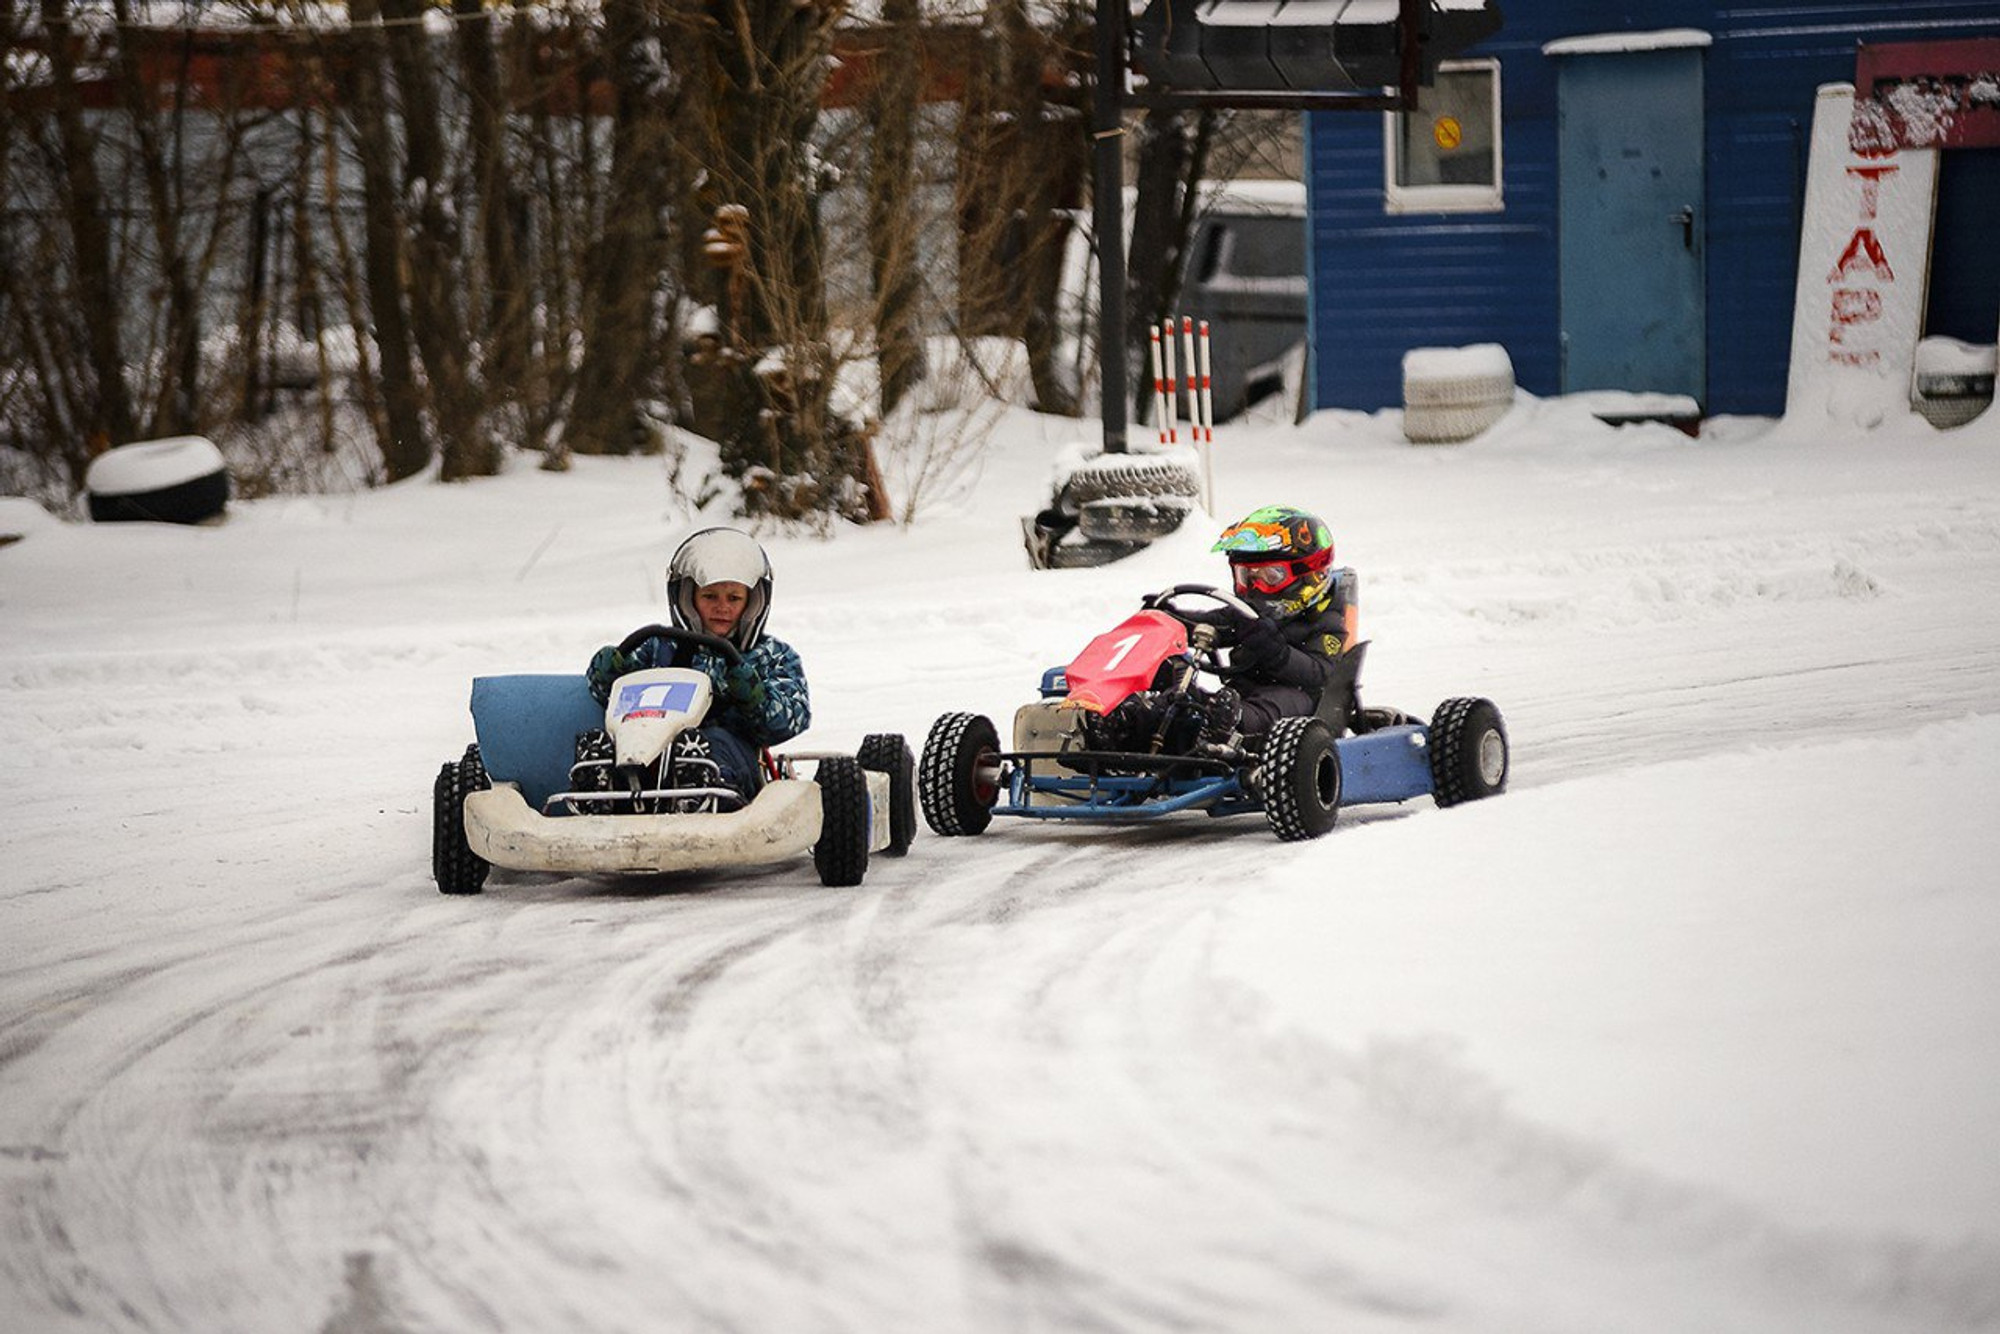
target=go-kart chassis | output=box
[457,672,891,876]
[991,723,1433,823]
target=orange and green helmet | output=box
[1213,506,1335,618]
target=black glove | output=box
[586,645,635,705]
[1230,614,1288,676]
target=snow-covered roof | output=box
[1543,29,1713,58]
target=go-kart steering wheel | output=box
[617,622,744,665]
[1140,584,1257,632]
[1138,584,1260,674]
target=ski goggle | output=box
[1231,559,1306,594]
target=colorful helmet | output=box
[668,527,773,650]
[1212,506,1335,619]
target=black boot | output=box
[1195,687,1243,753]
[665,731,723,812]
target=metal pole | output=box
[1093,0,1128,452]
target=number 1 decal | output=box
[1102,633,1143,671]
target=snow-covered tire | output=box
[858,732,917,857]
[1402,350,1515,444]
[1048,537,1147,568]
[920,712,1001,836]
[1077,496,1193,542]
[84,435,230,525]
[1401,369,1515,407]
[1057,459,1200,515]
[1913,393,1990,430]
[1403,400,1510,444]
[1428,697,1508,806]
[433,744,491,895]
[1261,716,1341,841]
[813,755,871,887]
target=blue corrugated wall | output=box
[1307,0,2000,415]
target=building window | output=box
[1384,60,1503,213]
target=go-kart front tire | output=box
[1428,697,1508,806]
[433,744,492,895]
[920,712,1000,836]
[813,755,871,887]
[1262,717,1341,841]
[858,733,918,856]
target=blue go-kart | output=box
[918,583,1507,842]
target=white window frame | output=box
[1383,58,1504,214]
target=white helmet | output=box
[667,527,773,649]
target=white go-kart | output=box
[432,625,915,893]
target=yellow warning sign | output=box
[1433,116,1463,151]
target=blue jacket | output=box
[626,633,811,747]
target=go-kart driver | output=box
[583,527,811,794]
[1097,505,1349,752]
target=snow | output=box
[4,388,2000,1333]
[1917,335,1997,379]
[1402,342,1513,382]
[80,436,226,498]
[1543,29,1714,57]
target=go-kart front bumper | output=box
[463,772,890,875]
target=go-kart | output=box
[432,625,916,893]
[919,583,1507,842]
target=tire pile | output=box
[1024,455,1202,569]
[1401,345,1515,445]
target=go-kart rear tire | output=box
[857,733,917,856]
[1262,717,1341,841]
[1429,697,1508,806]
[813,755,871,887]
[920,712,1001,836]
[433,744,492,895]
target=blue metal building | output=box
[1304,1,2000,416]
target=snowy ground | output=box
[3,392,1998,1333]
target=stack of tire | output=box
[1026,454,1202,569]
[1401,344,1515,445]
[85,435,230,525]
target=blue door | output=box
[1557,46,1707,402]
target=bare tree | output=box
[863,0,926,417]
[338,0,432,481]
[454,0,532,410]
[37,0,137,459]
[379,0,494,480]
[680,0,882,521]
[559,0,680,464]
[953,0,1087,417]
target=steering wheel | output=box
[1137,584,1259,674]
[616,622,744,665]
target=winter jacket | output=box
[626,633,811,747]
[1235,594,1349,734]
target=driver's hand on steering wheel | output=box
[1229,612,1289,675]
[586,644,638,705]
[1175,606,1239,640]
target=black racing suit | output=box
[1234,594,1348,734]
